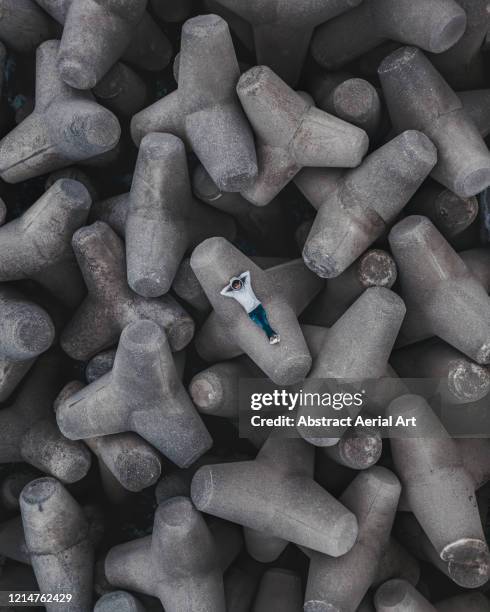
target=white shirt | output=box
[221,271,261,313]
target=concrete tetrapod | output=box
[131,14,257,193]
[0,41,121,183]
[57,320,212,468]
[191,434,359,557]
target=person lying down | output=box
[221,271,280,345]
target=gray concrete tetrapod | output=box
[236,65,369,206]
[373,538,421,589]
[435,593,490,612]
[45,166,98,201]
[390,339,490,405]
[379,47,490,198]
[125,133,234,297]
[210,0,362,86]
[0,179,91,307]
[93,62,148,118]
[173,256,287,318]
[389,216,490,365]
[131,14,257,193]
[0,468,39,511]
[0,286,55,402]
[311,0,466,70]
[57,0,147,88]
[302,249,397,328]
[20,477,94,611]
[56,380,161,492]
[191,435,359,557]
[0,0,57,52]
[36,0,172,85]
[374,579,436,612]
[60,221,195,361]
[58,320,211,468]
[405,180,479,239]
[252,569,303,612]
[321,425,383,471]
[95,592,145,612]
[92,184,235,249]
[190,238,322,385]
[388,394,489,588]
[193,256,321,367]
[296,288,406,447]
[309,72,382,138]
[430,0,490,90]
[0,40,121,183]
[105,497,226,612]
[304,467,401,612]
[0,352,91,484]
[302,130,436,278]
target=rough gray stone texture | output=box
[0,353,91,483]
[302,249,398,328]
[191,238,322,384]
[296,288,406,446]
[237,65,369,206]
[20,477,94,611]
[93,62,148,118]
[125,133,235,298]
[91,179,235,251]
[105,497,227,612]
[0,41,121,183]
[430,0,490,90]
[458,89,490,138]
[312,0,466,70]
[379,47,490,198]
[405,180,479,239]
[391,339,490,405]
[322,426,383,470]
[95,591,146,612]
[304,467,401,612]
[0,0,57,52]
[210,0,362,86]
[252,569,303,612]
[389,216,490,364]
[55,380,161,492]
[375,579,436,612]
[388,394,489,588]
[302,130,436,278]
[0,179,90,307]
[45,166,98,202]
[60,222,195,361]
[309,72,382,138]
[191,435,359,557]
[57,320,212,468]
[0,286,55,402]
[131,14,257,193]
[36,0,172,86]
[190,356,262,419]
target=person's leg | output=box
[249,305,279,342]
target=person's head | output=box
[231,278,243,291]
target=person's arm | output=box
[220,283,234,297]
[240,271,251,286]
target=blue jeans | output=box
[249,304,277,339]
